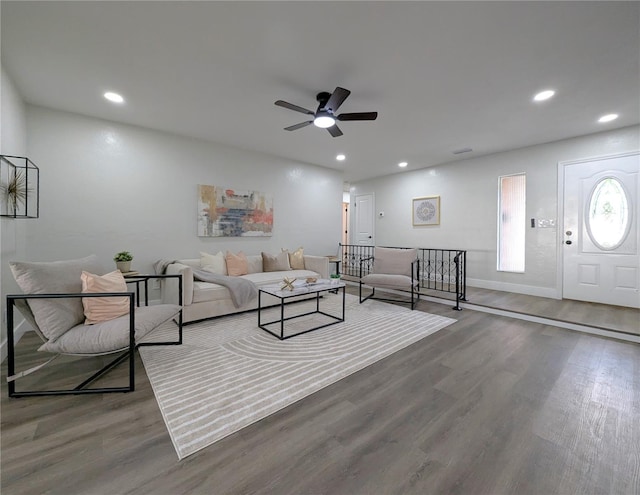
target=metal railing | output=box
[339,243,467,310]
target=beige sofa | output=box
[161,252,329,323]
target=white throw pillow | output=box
[200,251,227,275]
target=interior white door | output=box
[354,193,374,245]
[562,152,640,308]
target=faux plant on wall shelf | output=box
[4,170,28,213]
[0,155,39,219]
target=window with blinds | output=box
[498,174,526,272]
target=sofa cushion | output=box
[200,251,227,275]
[192,281,235,303]
[192,269,320,304]
[9,255,104,342]
[241,269,319,286]
[262,251,291,272]
[81,270,130,325]
[362,273,416,290]
[226,251,249,276]
[39,304,181,355]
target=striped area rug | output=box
[139,294,456,459]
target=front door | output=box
[562,151,639,308]
[354,193,375,245]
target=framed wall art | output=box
[197,184,273,237]
[412,196,440,226]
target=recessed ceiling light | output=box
[398,162,408,168]
[336,154,346,161]
[533,90,555,102]
[598,113,619,123]
[104,91,124,104]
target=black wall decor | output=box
[0,155,39,219]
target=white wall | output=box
[23,106,343,275]
[351,125,640,297]
[1,66,29,358]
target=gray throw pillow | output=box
[9,254,104,342]
[261,251,291,272]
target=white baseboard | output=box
[0,320,32,363]
[466,278,560,300]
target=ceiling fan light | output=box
[314,115,336,128]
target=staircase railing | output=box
[339,243,467,310]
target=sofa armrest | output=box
[303,255,329,279]
[162,263,193,306]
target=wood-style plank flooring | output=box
[2,292,639,495]
[343,276,639,336]
[454,286,639,336]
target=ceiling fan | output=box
[275,86,378,137]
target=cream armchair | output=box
[7,255,183,397]
[359,247,420,309]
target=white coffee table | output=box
[258,280,346,340]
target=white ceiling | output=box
[2,1,638,182]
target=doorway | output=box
[342,202,349,246]
[354,193,375,245]
[560,151,639,308]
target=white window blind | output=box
[498,174,526,272]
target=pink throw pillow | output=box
[226,251,248,276]
[81,270,130,325]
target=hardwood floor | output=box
[2,295,639,495]
[344,275,640,336]
[458,286,640,336]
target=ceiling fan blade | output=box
[275,100,314,115]
[337,112,378,121]
[324,87,351,113]
[327,124,343,137]
[284,121,313,131]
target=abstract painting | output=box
[198,185,273,237]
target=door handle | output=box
[565,240,572,245]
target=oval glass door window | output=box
[586,177,630,250]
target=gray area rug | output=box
[140,293,456,459]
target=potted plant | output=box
[114,251,133,273]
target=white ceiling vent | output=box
[452,148,473,155]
